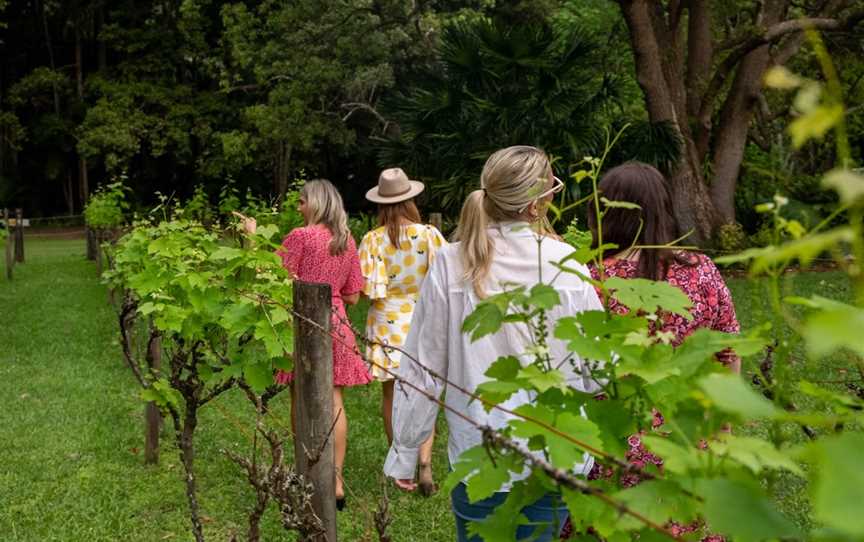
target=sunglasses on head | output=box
[517,176,565,214]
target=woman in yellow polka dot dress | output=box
[359,167,447,495]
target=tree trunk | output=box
[177,402,204,542]
[619,0,718,244]
[97,7,107,71]
[687,0,713,160]
[64,171,74,214]
[75,27,90,207]
[709,0,789,224]
[274,142,292,201]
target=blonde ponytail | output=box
[455,145,552,298]
[456,190,493,298]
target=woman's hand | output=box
[343,292,360,305]
[232,211,257,235]
[393,478,417,492]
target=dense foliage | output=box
[1,0,860,246]
[83,181,129,230]
[378,17,680,212]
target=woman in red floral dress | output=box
[562,162,739,540]
[244,179,371,509]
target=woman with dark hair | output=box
[587,162,739,370]
[358,167,447,495]
[562,162,739,540]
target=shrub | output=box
[716,222,747,253]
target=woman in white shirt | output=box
[383,146,603,541]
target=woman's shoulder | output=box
[360,226,388,245]
[284,225,311,242]
[285,224,329,244]
[420,223,447,244]
[669,251,715,272]
[584,258,637,284]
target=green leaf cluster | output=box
[107,217,295,392]
[83,180,130,229]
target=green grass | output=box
[726,269,856,531]
[0,238,452,541]
[0,239,856,540]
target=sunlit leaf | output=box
[822,168,864,205]
[605,277,692,318]
[697,373,778,419]
[763,66,803,89]
[711,435,803,476]
[789,103,843,148]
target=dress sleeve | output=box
[358,231,388,299]
[340,238,365,297]
[384,256,448,480]
[424,225,448,265]
[277,228,306,277]
[703,256,741,369]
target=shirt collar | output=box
[492,221,538,237]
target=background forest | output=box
[1,0,863,245]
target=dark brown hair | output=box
[588,162,692,280]
[378,199,422,247]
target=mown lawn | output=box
[0,238,452,541]
[0,238,854,540]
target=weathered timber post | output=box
[293,281,337,542]
[144,324,162,465]
[95,229,103,277]
[14,208,24,263]
[86,226,97,260]
[3,209,12,280]
[429,212,443,232]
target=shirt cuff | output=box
[364,281,388,299]
[383,444,420,480]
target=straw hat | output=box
[365,168,425,204]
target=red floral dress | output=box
[562,253,739,540]
[276,225,372,387]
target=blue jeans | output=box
[451,482,569,542]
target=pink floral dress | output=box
[276,225,372,387]
[562,253,739,541]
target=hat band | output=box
[380,184,412,198]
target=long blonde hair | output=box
[301,179,351,255]
[455,145,552,298]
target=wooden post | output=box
[429,212,443,232]
[14,208,24,263]
[95,229,103,277]
[86,226,97,260]
[3,209,12,280]
[144,325,162,465]
[293,281,337,542]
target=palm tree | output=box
[379,18,680,216]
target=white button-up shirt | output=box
[383,222,603,488]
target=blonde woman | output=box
[358,168,447,496]
[383,147,603,541]
[243,179,371,511]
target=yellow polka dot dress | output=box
[358,224,447,380]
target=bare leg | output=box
[382,380,395,444]
[417,426,437,496]
[333,386,348,499]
